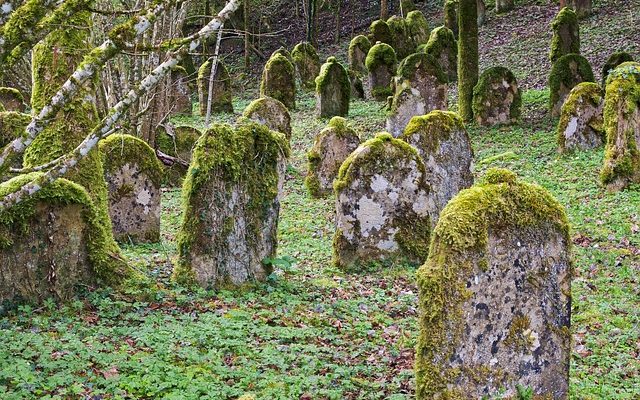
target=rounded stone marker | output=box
[291,42,321,90]
[197,59,233,115]
[549,53,594,117]
[422,26,457,82]
[473,66,521,126]
[260,53,296,110]
[366,42,398,101]
[557,82,604,153]
[316,57,350,118]
[416,168,572,400]
[243,96,292,141]
[348,35,372,75]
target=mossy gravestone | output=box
[243,96,292,141]
[549,53,594,117]
[423,26,457,82]
[369,19,393,46]
[271,46,293,64]
[406,10,430,46]
[600,62,640,191]
[0,174,114,302]
[443,0,459,37]
[260,53,296,110]
[174,121,290,287]
[348,35,371,74]
[549,7,580,64]
[366,42,398,101]
[169,66,192,116]
[155,125,201,186]
[601,51,634,87]
[416,168,572,400]
[0,87,25,112]
[291,42,321,90]
[198,59,233,115]
[333,133,432,270]
[386,53,448,136]
[100,134,163,244]
[349,70,365,99]
[387,15,414,60]
[472,66,521,126]
[305,117,360,198]
[557,82,604,153]
[316,57,350,118]
[400,111,473,223]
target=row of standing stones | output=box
[0,7,636,398]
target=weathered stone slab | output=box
[423,26,457,82]
[260,53,296,110]
[333,133,432,270]
[349,70,365,99]
[155,125,201,186]
[348,35,371,74]
[369,19,393,46]
[366,42,398,101]
[243,96,292,140]
[174,121,290,288]
[549,7,579,64]
[416,168,572,400]
[100,134,163,243]
[601,51,634,87]
[305,117,360,198]
[557,82,604,152]
[0,174,104,302]
[549,53,594,117]
[600,62,640,191]
[400,111,473,222]
[0,87,25,112]
[386,53,448,136]
[387,15,413,60]
[316,57,350,118]
[169,66,192,116]
[291,42,321,90]
[406,10,430,46]
[198,59,233,115]
[473,66,521,126]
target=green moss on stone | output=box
[444,0,459,37]
[260,53,296,110]
[400,0,417,14]
[0,87,25,110]
[415,168,570,399]
[242,96,292,140]
[197,59,233,114]
[406,10,430,46]
[369,19,393,46]
[400,110,465,153]
[348,35,372,73]
[387,15,414,60]
[271,46,292,64]
[601,51,634,87]
[173,120,290,284]
[549,7,580,64]
[549,53,594,115]
[99,134,164,188]
[0,111,30,147]
[316,57,351,117]
[291,42,321,90]
[556,82,603,151]
[366,42,397,72]
[457,0,479,121]
[424,26,457,82]
[397,52,447,84]
[472,66,521,123]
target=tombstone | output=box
[567,0,592,19]
[242,96,292,140]
[348,35,372,74]
[557,82,604,152]
[305,117,360,198]
[416,168,572,400]
[197,59,233,115]
[0,111,30,180]
[601,51,634,87]
[173,121,290,287]
[291,42,321,90]
[0,87,25,112]
[271,46,293,64]
[443,0,459,37]
[333,133,432,270]
[168,66,192,116]
[387,15,414,60]
[400,0,416,14]
[406,10,430,47]
[386,53,448,136]
[260,53,296,110]
[316,57,350,118]
[549,53,594,117]
[99,134,163,243]
[423,26,457,82]
[155,124,201,186]
[549,7,580,64]
[369,19,393,46]
[400,111,473,222]
[495,0,513,13]
[0,174,102,302]
[366,42,397,101]
[600,62,640,191]
[472,66,521,126]
[348,70,365,99]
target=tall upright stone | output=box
[567,0,592,19]
[316,57,350,118]
[333,133,432,270]
[169,66,193,116]
[271,46,293,64]
[349,70,366,99]
[472,66,521,126]
[416,168,572,400]
[495,0,514,13]
[305,117,360,198]
[550,7,580,64]
[174,121,290,287]
[387,53,448,136]
[387,15,414,60]
[155,125,201,186]
[260,53,296,110]
[406,10,430,46]
[198,59,233,115]
[400,111,473,222]
[423,26,457,82]
[366,42,398,101]
[549,53,594,117]
[557,82,604,152]
[0,87,25,112]
[100,134,163,244]
[291,42,321,90]
[348,35,372,74]
[369,19,393,46]
[243,96,292,141]
[600,62,640,191]
[443,0,459,38]
[457,0,479,122]
[601,51,634,87]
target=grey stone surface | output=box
[557,82,604,152]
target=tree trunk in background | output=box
[244,0,250,70]
[495,0,513,13]
[457,0,479,121]
[477,0,486,25]
[334,0,341,44]
[568,0,592,19]
[381,0,388,19]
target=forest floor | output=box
[1,1,640,399]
